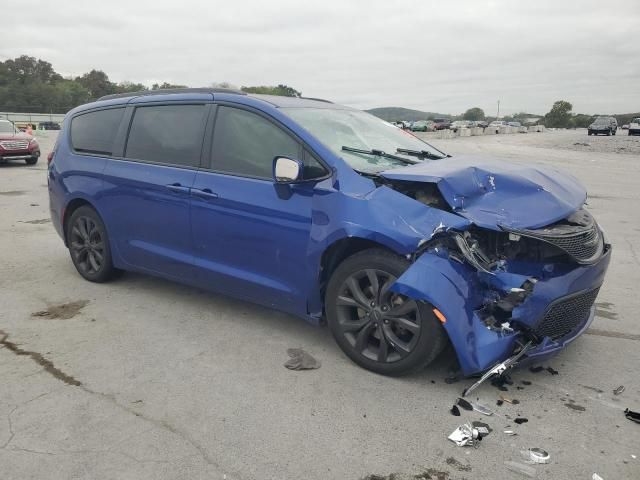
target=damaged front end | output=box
[386,191,611,376]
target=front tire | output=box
[25,156,38,165]
[66,206,118,283]
[325,248,447,376]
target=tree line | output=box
[0,55,301,114]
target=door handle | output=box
[191,187,219,200]
[166,183,191,194]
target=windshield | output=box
[282,108,446,173]
[593,117,610,124]
[0,121,17,134]
[632,118,640,124]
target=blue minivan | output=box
[48,88,610,378]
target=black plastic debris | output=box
[284,348,321,370]
[445,374,460,384]
[496,399,504,406]
[529,366,544,373]
[450,405,461,416]
[546,366,559,375]
[514,417,529,424]
[457,398,473,411]
[614,385,625,395]
[624,408,640,424]
[491,376,510,391]
[522,380,532,386]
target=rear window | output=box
[71,108,124,155]
[125,104,206,167]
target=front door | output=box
[190,105,324,313]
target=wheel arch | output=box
[62,197,96,246]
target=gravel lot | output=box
[1,129,639,480]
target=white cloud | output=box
[2,0,639,114]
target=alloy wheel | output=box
[70,216,105,275]
[334,269,422,363]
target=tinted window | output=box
[71,108,124,155]
[211,106,300,178]
[125,104,206,167]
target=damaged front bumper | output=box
[390,242,612,376]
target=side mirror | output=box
[273,156,303,183]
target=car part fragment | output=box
[462,341,534,397]
[448,421,491,447]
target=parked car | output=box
[48,88,611,377]
[628,118,640,136]
[0,119,41,165]
[473,120,489,129]
[450,120,473,132]
[588,117,617,136]
[40,121,61,130]
[507,121,522,128]
[432,118,451,130]
[621,124,629,130]
[410,120,431,132]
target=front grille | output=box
[535,287,600,340]
[0,140,30,150]
[508,209,604,264]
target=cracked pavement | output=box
[1,130,639,479]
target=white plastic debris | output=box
[592,474,604,480]
[504,461,536,478]
[448,422,489,447]
[528,448,550,464]
[503,430,518,436]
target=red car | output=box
[0,120,41,165]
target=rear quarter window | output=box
[70,108,125,155]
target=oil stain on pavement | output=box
[32,300,89,320]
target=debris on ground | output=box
[283,348,321,370]
[471,400,494,416]
[456,398,473,411]
[496,399,504,406]
[448,421,491,447]
[574,142,591,146]
[31,300,89,320]
[450,405,461,416]
[529,366,544,373]
[504,461,536,478]
[521,380,532,386]
[514,417,529,424]
[503,430,517,436]
[526,448,550,464]
[624,408,640,424]
[592,474,604,480]
[499,395,520,405]
[613,385,625,395]
[546,366,559,375]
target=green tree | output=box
[544,100,573,128]
[116,81,149,93]
[241,84,301,97]
[463,107,485,121]
[151,82,187,90]
[75,70,116,99]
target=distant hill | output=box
[366,107,450,122]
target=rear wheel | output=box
[66,206,118,283]
[326,248,447,376]
[25,156,38,165]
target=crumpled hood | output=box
[379,155,586,230]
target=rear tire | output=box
[66,206,118,283]
[25,156,38,165]
[325,248,447,376]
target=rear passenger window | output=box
[210,106,300,178]
[71,108,124,155]
[125,104,206,167]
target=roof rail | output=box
[98,87,247,101]
[299,96,333,104]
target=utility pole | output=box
[496,100,500,120]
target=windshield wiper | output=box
[396,148,447,160]
[341,146,419,165]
